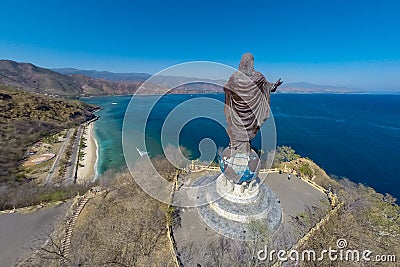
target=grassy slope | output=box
[286,158,399,267]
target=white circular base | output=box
[195,174,282,240]
[216,174,260,204]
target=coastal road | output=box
[0,202,70,267]
[63,126,83,185]
[45,129,73,184]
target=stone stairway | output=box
[59,192,92,266]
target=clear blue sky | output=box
[1,0,399,91]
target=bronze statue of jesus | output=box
[224,53,283,154]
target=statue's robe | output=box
[224,71,276,152]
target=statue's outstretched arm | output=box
[270,78,283,92]
[264,78,282,93]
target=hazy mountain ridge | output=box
[0,60,83,95]
[0,61,222,96]
[0,60,362,96]
[53,67,362,93]
[280,82,361,93]
[0,60,141,96]
[53,67,151,82]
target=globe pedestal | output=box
[194,174,282,240]
[219,147,261,183]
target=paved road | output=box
[0,202,70,267]
[45,129,73,184]
[63,126,83,185]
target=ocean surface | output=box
[82,94,400,199]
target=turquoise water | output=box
[82,94,400,199]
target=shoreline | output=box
[92,124,99,181]
[77,122,98,183]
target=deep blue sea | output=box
[82,94,400,200]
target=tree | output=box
[274,146,300,165]
[298,161,315,179]
[273,146,300,167]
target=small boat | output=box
[136,147,149,157]
[112,102,118,105]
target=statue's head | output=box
[238,53,254,77]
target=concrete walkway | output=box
[263,172,327,218]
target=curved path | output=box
[0,202,70,267]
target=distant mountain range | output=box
[53,67,227,93]
[53,67,361,93]
[52,68,151,82]
[0,60,142,96]
[279,82,361,93]
[0,60,362,97]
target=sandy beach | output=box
[77,123,97,183]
